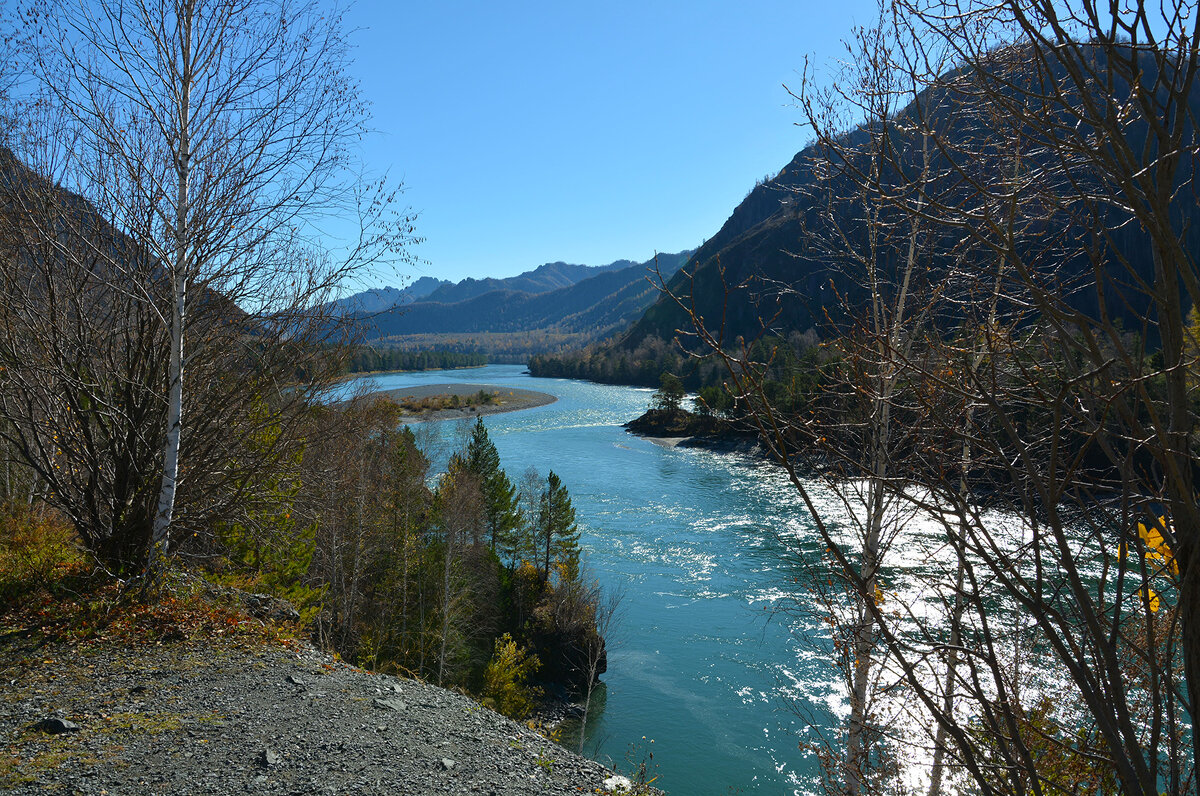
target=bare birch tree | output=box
[1,0,414,577]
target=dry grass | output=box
[396,389,499,414]
[0,503,302,658]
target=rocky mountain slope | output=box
[605,47,1200,357]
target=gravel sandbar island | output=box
[368,382,557,422]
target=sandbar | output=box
[366,382,557,422]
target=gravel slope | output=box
[0,636,625,795]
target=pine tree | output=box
[431,453,485,685]
[465,417,501,481]
[375,426,433,670]
[537,471,580,583]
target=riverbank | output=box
[0,633,627,795]
[334,363,488,384]
[369,383,557,422]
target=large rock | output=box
[33,717,79,734]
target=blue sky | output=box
[343,1,880,285]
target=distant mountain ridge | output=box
[422,259,636,305]
[338,251,691,362]
[329,276,450,315]
[359,252,689,339]
[334,257,642,318]
[356,251,690,340]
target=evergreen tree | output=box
[651,371,685,413]
[373,426,434,669]
[508,467,544,571]
[431,454,486,684]
[487,469,523,563]
[537,471,580,583]
[465,417,501,480]
[464,418,523,555]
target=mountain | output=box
[583,47,1200,367]
[526,46,1200,390]
[420,259,638,304]
[355,251,689,340]
[355,252,691,338]
[329,276,450,315]
[620,162,819,350]
[401,276,450,301]
[333,258,640,319]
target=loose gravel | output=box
[0,635,625,795]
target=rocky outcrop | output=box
[625,409,763,457]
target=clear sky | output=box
[343,1,880,286]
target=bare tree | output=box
[1,0,415,577]
[667,1,1199,794]
[575,582,621,755]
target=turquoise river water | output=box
[350,364,839,795]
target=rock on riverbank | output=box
[0,636,624,795]
[625,408,764,458]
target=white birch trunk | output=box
[149,3,193,578]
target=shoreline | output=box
[624,408,767,458]
[636,431,767,457]
[367,382,557,422]
[332,363,488,385]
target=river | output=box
[348,364,838,795]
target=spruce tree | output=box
[464,417,523,555]
[538,471,580,583]
[465,417,501,480]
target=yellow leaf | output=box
[1137,517,1173,563]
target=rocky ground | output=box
[0,633,630,795]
